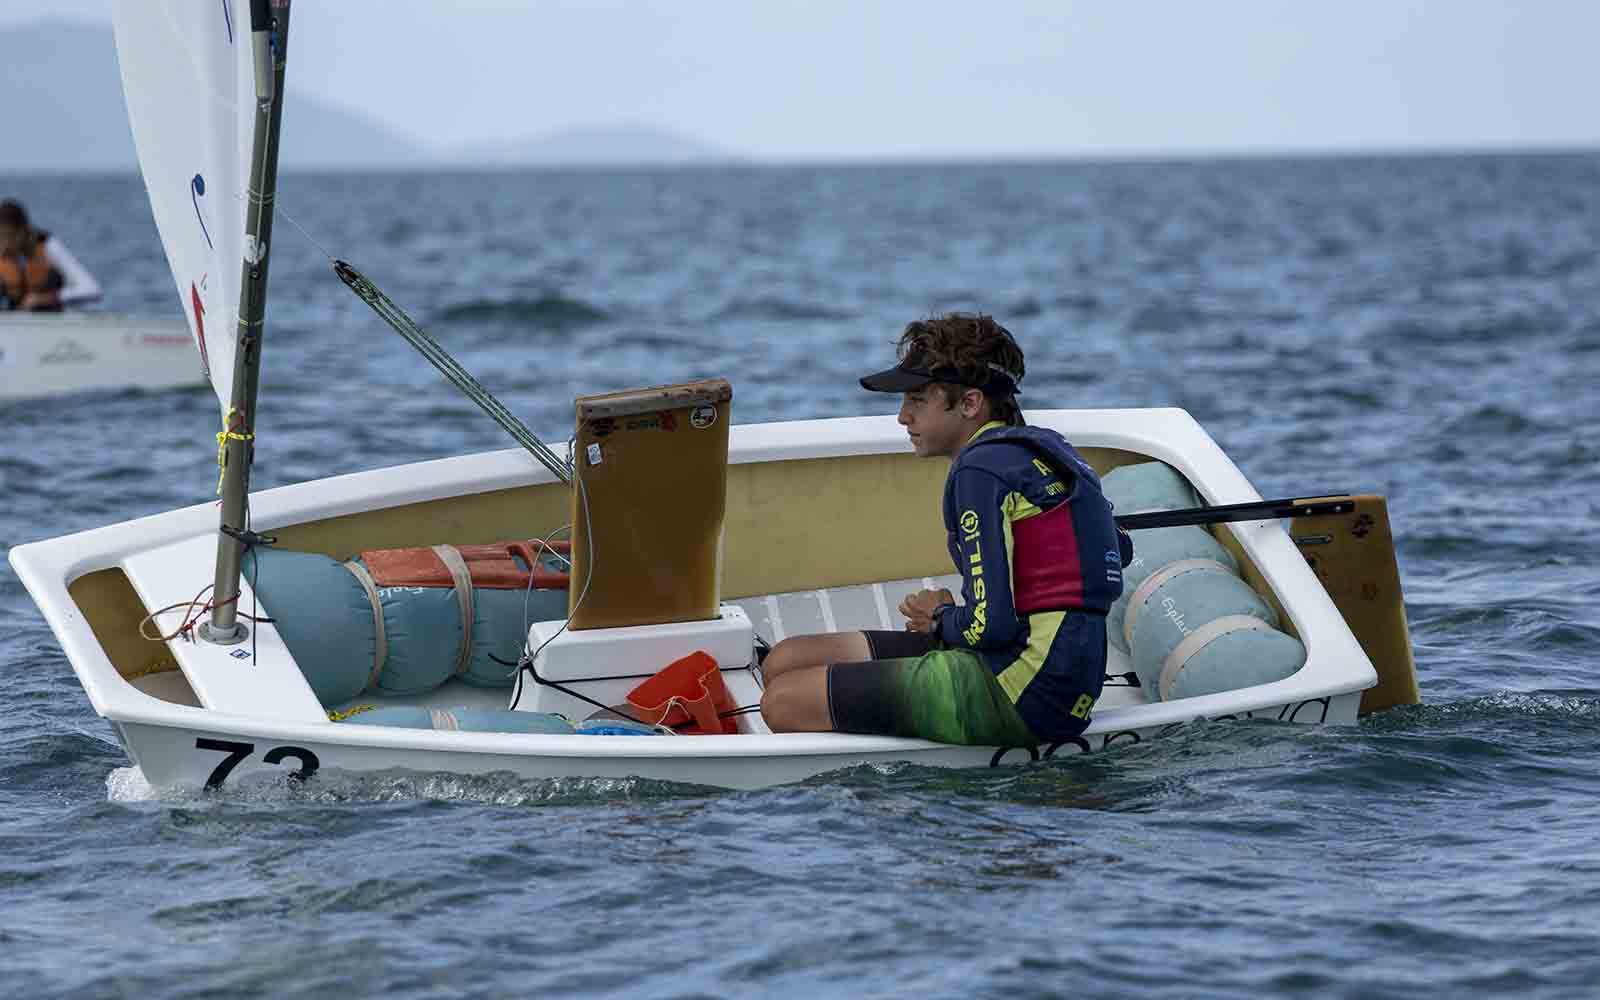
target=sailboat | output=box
[0,312,203,402]
[8,0,1418,793]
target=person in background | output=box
[759,313,1133,748]
[0,199,102,311]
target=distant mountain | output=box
[281,97,432,169]
[0,21,740,173]
[451,124,741,167]
[0,20,430,173]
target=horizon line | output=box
[6,140,1600,179]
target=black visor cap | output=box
[860,363,943,393]
[860,362,1018,396]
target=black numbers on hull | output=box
[196,738,321,789]
[195,738,252,789]
[262,745,320,782]
[984,698,1336,767]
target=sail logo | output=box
[191,174,213,249]
[40,340,95,366]
[1159,595,1193,637]
[191,281,212,377]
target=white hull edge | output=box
[116,691,1362,793]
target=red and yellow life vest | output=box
[0,236,62,308]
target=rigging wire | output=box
[274,205,574,485]
[333,259,574,485]
[507,447,609,713]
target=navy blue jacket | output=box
[935,423,1131,739]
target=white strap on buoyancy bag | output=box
[342,558,389,691]
[1122,557,1236,649]
[430,545,476,678]
[1158,614,1273,700]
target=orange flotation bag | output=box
[361,540,571,590]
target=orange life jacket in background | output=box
[0,235,63,307]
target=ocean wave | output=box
[433,294,609,328]
[711,296,852,322]
[1438,403,1543,436]
[106,764,718,807]
[609,330,721,355]
[1006,295,1045,318]
[1366,306,1568,346]
[1409,602,1600,654]
[0,730,125,790]
[1125,300,1211,335]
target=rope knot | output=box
[214,406,256,495]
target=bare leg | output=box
[760,631,870,685]
[760,665,836,732]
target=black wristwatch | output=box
[928,602,952,638]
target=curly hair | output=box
[0,199,40,253]
[0,199,27,230]
[895,312,1026,425]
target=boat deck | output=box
[130,568,1150,728]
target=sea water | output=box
[2,154,1598,998]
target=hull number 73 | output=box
[195,738,320,788]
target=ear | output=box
[960,388,987,419]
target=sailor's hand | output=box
[900,588,955,633]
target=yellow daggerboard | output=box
[1291,495,1420,715]
[567,379,733,630]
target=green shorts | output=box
[827,631,1037,747]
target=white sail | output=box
[113,1,258,407]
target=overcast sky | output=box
[9,1,1598,159]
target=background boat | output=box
[0,311,204,401]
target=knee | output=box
[760,637,809,684]
[759,673,810,733]
[761,632,867,684]
[760,675,792,730]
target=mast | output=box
[200,0,291,644]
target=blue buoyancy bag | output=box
[242,547,569,706]
[1126,562,1278,675]
[1101,462,1305,701]
[1158,626,1307,702]
[1122,539,1305,701]
[1101,460,1200,516]
[1106,524,1237,652]
[1102,461,1236,652]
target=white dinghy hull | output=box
[113,692,1362,794]
[11,409,1380,792]
[0,313,204,401]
